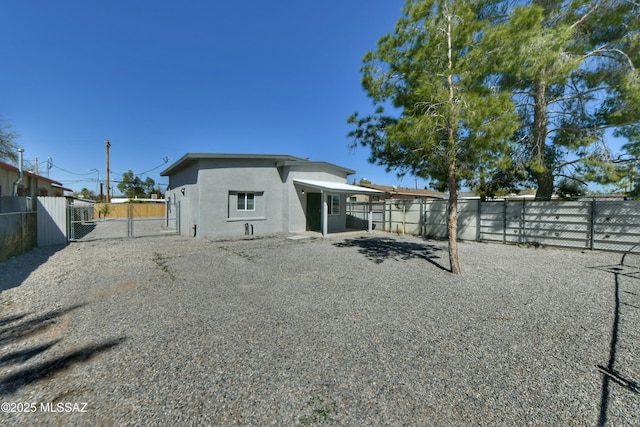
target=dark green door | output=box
[306,193,321,231]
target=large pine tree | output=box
[348,0,517,274]
[481,0,640,200]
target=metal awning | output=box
[293,179,384,195]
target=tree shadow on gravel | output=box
[334,236,449,271]
[0,339,62,367]
[0,337,127,394]
[591,250,640,426]
[0,244,66,293]
[0,304,125,395]
[0,304,86,346]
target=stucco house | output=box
[0,161,70,198]
[0,161,71,212]
[160,153,382,237]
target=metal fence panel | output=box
[0,211,37,262]
[350,198,640,254]
[37,197,68,247]
[503,202,523,244]
[346,201,385,231]
[478,201,505,242]
[479,202,505,242]
[456,200,479,241]
[593,201,640,252]
[522,201,591,249]
[422,200,447,238]
[389,199,424,235]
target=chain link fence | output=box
[69,200,179,241]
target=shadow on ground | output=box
[0,338,126,394]
[0,304,85,347]
[334,236,449,271]
[0,244,67,293]
[0,303,126,395]
[592,250,640,426]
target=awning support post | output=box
[368,195,373,233]
[321,190,328,237]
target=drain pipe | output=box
[12,148,24,196]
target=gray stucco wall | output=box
[167,157,352,237]
[198,159,285,236]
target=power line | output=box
[138,157,170,176]
[51,163,98,176]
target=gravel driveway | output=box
[1,232,638,425]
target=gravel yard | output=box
[0,231,638,426]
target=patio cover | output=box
[293,179,384,195]
[293,179,383,236]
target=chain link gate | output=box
[69,200,179,241]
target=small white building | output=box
[160,153,382,237]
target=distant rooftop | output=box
[358,183,446,199]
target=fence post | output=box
[68,201,74,240]
[127,203,133,238]
[420,199,424,237]
[590,197,596,250]
[476,199,481,242]
[368,197,373,233]
[503,200,507,244]
[521,200,526,245]
[20,212,25,255]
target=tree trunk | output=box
[446,12,461,275]
[534,170,555,200]
[447,158,461,274]
[532,78,554,201]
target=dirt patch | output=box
[92,281,146,302]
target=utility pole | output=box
[105,140,111,203]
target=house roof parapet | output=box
[161,153,354,176]
[0,161,72,192]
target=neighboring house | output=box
[352,183,447,202]
[0,161,71,211]
[160,153,383,237]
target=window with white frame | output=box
[327,194,340,215]
[237,192,255,211]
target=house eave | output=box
[160,153,305,176]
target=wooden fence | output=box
[93,203,165,219]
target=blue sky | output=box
[0,0,416,195]
[0,1,628,196]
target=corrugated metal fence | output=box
[37,197,68,247]
[347,199,640,253]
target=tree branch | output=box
[586,46,637,71]
[555,173,589,186]
[569,0,606,30]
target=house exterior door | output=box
[306,193,321,231]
